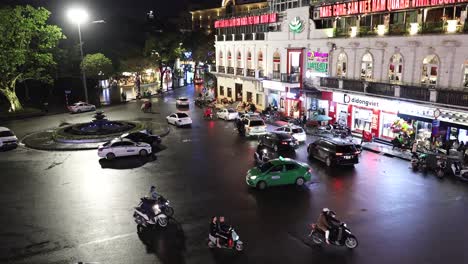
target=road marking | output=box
[78,232,134,247]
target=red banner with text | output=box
[215,13,278,28]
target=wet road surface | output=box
[1,85,467,264]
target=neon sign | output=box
[318,0,468,18]
[214,13,277,28]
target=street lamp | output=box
[67,8,90,103]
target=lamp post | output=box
[67,8,90,103]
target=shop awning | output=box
[397,113,433,123]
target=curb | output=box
[361,145,412,161]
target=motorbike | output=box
[450,161,468,181]
[411,153,427,171]
[207,226,243,252]
[133,197,170,231]
[254,148,274,165]
[308,223,358,249]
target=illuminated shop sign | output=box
[214,13,277,28]
[318,0,468,18]
[307,51,329,73]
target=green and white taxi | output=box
[246,157,312,190]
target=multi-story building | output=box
[190,0,269,33]
[212,0,468,143]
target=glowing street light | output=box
[67,7,90,103]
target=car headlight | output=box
[249,176,257,180]
[152,204,160,213]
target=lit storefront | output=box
[325,90,468,142]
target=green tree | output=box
[144,33,184,89]
[0,5,64,112]
[185,31,215,64]
[81,53,113,79]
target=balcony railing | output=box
[258,70,264,78]
[400,86,430,101]
[367,82,395,96]
[236,68,244,76]
[227,66,234,74]
[272,71,281,80]
[247,69,255,77]
[421,21,444,34]
[210,65,217,72]
[388,24,406,36]
[436,90,468,108]
[359,26,377,37]
[280,73,300,83]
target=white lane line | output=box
[78,232,134,247]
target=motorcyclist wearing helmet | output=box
[317,208,340,244]
[147,186,159,201]
[204,107,212,118]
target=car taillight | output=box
[281,141,288,145]
[354,151,360,154]
[335,152,343,156]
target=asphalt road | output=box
[1,84,467,264]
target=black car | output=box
[122,131,162,146]
[259,132,299,152]
[307,138,359,167]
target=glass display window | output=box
[336,52,347,78]
[389,53,403,83]
[421,54,439,86]
[380,112,398,139]
[353,107,372,132]
[360,52,373,81]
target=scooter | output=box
[207,227,243,251]
[411,153,427,171]
[133,197,169,232]
[308,223,358,249]
[450,161,468,181]
[254,148,273,165]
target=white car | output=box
[98,138,152,159]
[275,125,307,142]
[176,97,190,107]
[243,117,267,137]
[68,102,96,113]
[0,127,18,148]
[217,108,238,120]
[166,112,192,127]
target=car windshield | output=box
[228,109,236,113]
[0,131,14,137]
[177,113,189,118]
[179,98,188,101]
[102,141,111,147]
[259,162,274,172]
[249,120,264,126]
[292,128,304,133]
[336,145,357,153]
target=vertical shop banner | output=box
[432,119,440,137]
[371,109,380,138]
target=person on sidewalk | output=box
[412,140,418,156]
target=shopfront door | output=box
[235,83,243,102]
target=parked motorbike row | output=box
[410,152,468,181]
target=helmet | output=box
[150,185,156,190]
[322,208,330,213]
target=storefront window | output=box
[237,51,242,68]
[247,51,252,69]
[380,112,398,139]
[220,86,224,96]
[256,93,262,106]
[227,51,232,67]
[421,54,439,86]
[336,52,347,78]
[360,52,373,81]
[273,51,281,73]
[247,92,253,102]
[227,87,232,98]
[353,107,372,132]
[258,51,264,70]
[462,61,468,88]
[389,53,403,83]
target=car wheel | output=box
[77,109,82,113]
[139,149,148,156]
[295,177,305,186]
[273,145,279,152]
[91,107,96,111]
[106,153,115,160]
[325,157,332,167]
[257,181,267,190]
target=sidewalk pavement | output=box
[361,141,413,161]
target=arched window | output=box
[258,51,264,70]
[336,52,347,78]
[247,51,252,69]
[227,51,232,67]
[421,54,439,86]
[237,51,242,68]
[273,51,281,73]
[218,51,223,66]
[360,52,373,81]
[389,53,403,83]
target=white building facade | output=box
[212,0,468,142]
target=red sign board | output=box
[318,0,468,18]
[215,13,277,28]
